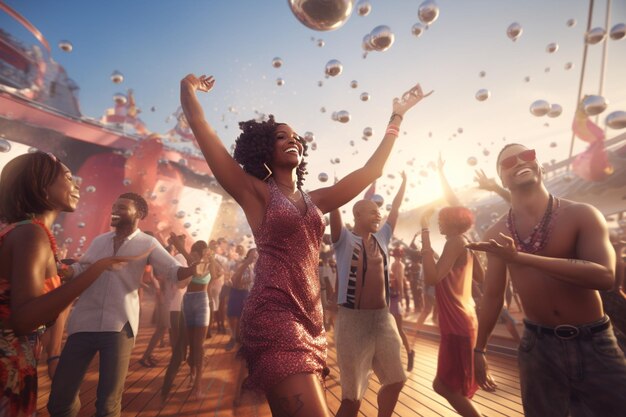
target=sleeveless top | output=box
[0,220,62,417]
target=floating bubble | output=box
[418,0,439,25]
[546,42,559,53]
[58,40,73,52]
[357,0,371,16]
[336,110,351,123]
[411,23,425,38]
[360,92,370,101]
[110,70,124,84]
[545,67,551,73]
[113,93,127,105]
[386,203,393,211]
[318,172,329,182]
[86,185,96,193]
[334,157,341,164]
[272,57,283,68]
[362,33,374,51]
[311,142,317,151]
[363,127,373,137]
[318,80,323,87]
[507,22,523,41]
[566,18,576,27]
[586,27,606,44]
[547,103,563,118]
[369,25,395,51]
[317,39,325,47]
[325,59,343,77]
[529,100,551,117]
[564,62,573,70]
[184,222,191,229]
[610,23,626,40]
[479,70,486,78]
[606,111,626,129]
[276,77,285,86]
[77,222,85,228]
[524,76,531,82]
[550,142,557,148]
[370,194,384,207]
[123,178,132,186]
[483,149,490,156]
[475,89,490,101]
[287,0,354,31]
[467,156,478,166]
[350,80,358,88]
[582,95,608,116]
[304,131,315,142]
[176,210,186,219]
[320,107,326,113]
[0,139,11,153]
[457,127,463,134]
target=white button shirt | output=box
[66,229,181,340]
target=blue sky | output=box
[2,0,626,209]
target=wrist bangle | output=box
[474,348,486,355]
[421,228,429,232]
[47,355,61,364]
[389,113,403,123]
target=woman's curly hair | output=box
[438,206,474,236]
[233,115,308,189]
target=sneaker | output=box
[407,350,415,372]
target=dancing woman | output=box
[0,153,127,416]
[421,207,482,417]
[181,73,431,416]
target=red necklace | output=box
[31,217,60,264]
[506,194,560,254]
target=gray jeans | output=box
[518,316,626,417]
[47,322,134,417]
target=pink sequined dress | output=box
[240,179,326,393]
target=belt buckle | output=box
[554,324,580,339]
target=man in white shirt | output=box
[330,173,408,417]
[48,193,196,417]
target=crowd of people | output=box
[0,73,624,417]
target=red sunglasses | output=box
[499,149,536,170]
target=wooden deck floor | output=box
[36,306,523,416]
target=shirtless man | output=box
[468,144,626,416]
[330,173,407,417]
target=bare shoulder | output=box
[5,223,48,248]
[558,198,605,223]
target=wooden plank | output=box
[36,293,523,417]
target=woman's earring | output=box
[262,162,273,181]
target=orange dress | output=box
[0,221,61,416]
[435,249,478,398]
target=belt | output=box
[524,317,610,340]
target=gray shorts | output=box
[182,291,210,327]
[335,306,406,400]
[519,316,626,416]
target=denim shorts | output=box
[518,316,626,416]
[182,291,210,328]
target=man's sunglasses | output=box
[499,149,536,170]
